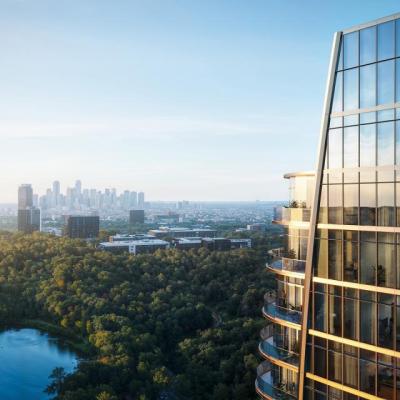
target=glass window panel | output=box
[360,64,376,108]
[344,32,359,69]
[377,121,394,166]
[378,303,394,348]
[377,365,394,399]
[397,307,400,350]
[378,242,396,288]
[396,121,400,165]
[343,184,358,225]
[332,72,343,113]
[344,68,359,110]
[360,359,376,394]
[360,184,376,225]
[377,183,395,227]
[344,240,358,282]
[328,185,343,224]
[360,111,376,124]
[378,60,395,105]
[378,21,395,61]
[344,298,358,340]
[315,239,328,278]
[360,124,376,178]
[377,108,395,122]
[396,183,400,227]
[397,19,400,57]
[328,351,342,383]
[330,117,342,129]
[396,59,400,103]
[343,126,358,167]
[360,301,376,345]
[329,295,342,336]
[344,354,358,388]
[360,241,376,285]
[343,114,358,127]
[360,26,376,65]
[328,240,342,280]
[328,129,342,169]
[314,292,328,332]
[319,185,327,223]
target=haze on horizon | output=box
[1,0,399,203]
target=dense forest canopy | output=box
[0,231,279,399]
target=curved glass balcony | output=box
[263,303,302,326]
[274,207,311,224]
[259,338,299,367]
[255,372,297,400]
[268,258,306,275]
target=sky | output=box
[0,0,399,202]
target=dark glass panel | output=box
[314,292,328,332]
[378,21,395,61]
[377,366,394,399]
[328,350,342,382]
[396,121,400,165]
[377,242,395,288]
[329,295,342,336]
[328,185,343,224]
[344,298,358,340]
[344,68,359,110]
[343,184,358,225]
[359,359,376,395]
[360,64,376,108]
[360,241,376,285]
[397,307,400,350]
[360,26,376,65]
[377,121,395,166]
[397,19,400,57]
[360,184,376,225]
[314,346,327,377]
[344,32,359,69]
[360,301,376,345]
[328,240,342,280]
[377,183,395,227]
[378,303,394,348]
[378,60,395,105]
[344,239,358,282]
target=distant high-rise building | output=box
[18,184,33,209]
[75,180,82,196]
[64,215,99,239]
[53,180,60,206]
[130,191,138,208]
[129,209,145,224]
[138,192,145,209]
[17,184,40,233]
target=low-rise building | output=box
[99,239,169,255]
[148,227,216,238]
[109,234,154,242]
[172,237,202,250]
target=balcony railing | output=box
[259,338,299,367]
[268,257,306,275]
[255,369,297,400]
[274,207,311,224]
[263,303,302,326]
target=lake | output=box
[0,328,78,399]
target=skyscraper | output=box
[138,192,145,209]
[17,184,40,233]
[257,13,400,400]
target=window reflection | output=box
[396,59,400,103]
[378,303,394,348]
[377,365,394,399]
[328,350,342,382]
[344,68,359,110]
[360,240,376,285]
[378,60,395,105]
[343,184,358,225]
[343,354,358,388]
[360,184,376,225]
[314,292,327,332]
[328,185,342,224]
[315,239,328,278]
[329,295,342,336]
[377,122,394,166]
[377,183,395,227]
[332,72,343,112]
[328,240,342,280]
[360,301,376,344]
[344,298,357,340]
[360,359,376,394]
[378,21,395,61]
[343,127,358,167]
[378,241,395,288]
[344,32,359,69]
[328,129,342,169]
[344,240,358,282]
[360,64,376,108]
[360,26,376,65]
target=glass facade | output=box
[257,13,400,400]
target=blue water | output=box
[0,328,78,399]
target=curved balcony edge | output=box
[258,340,299,371]
[262,304,302,330]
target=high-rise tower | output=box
[257,13,400,400]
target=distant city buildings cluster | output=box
[34,180,145,214]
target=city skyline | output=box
[1,1,400,202]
